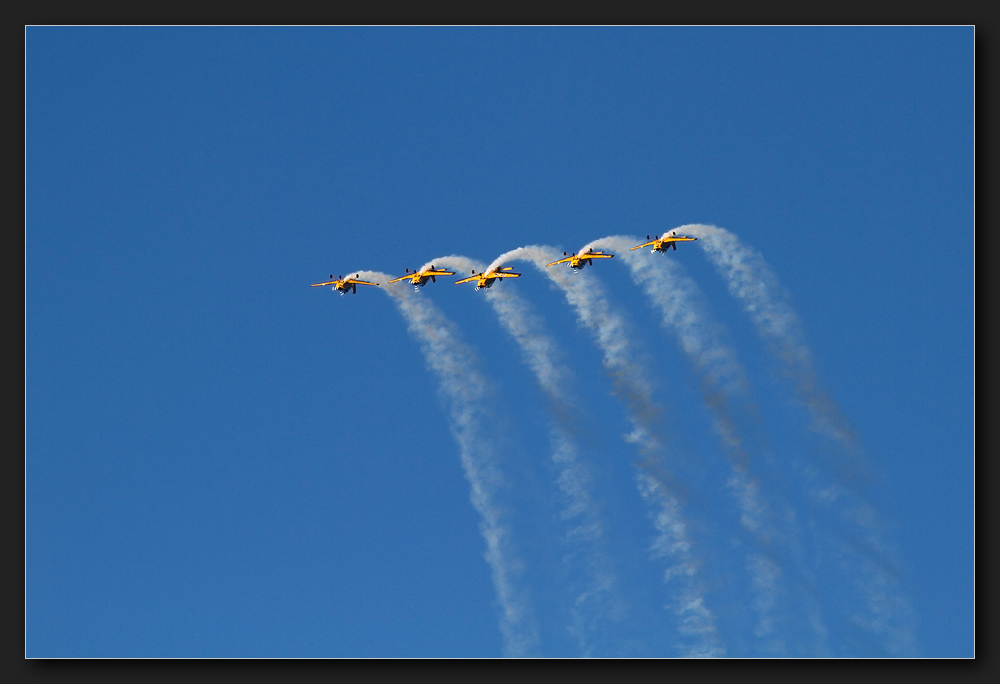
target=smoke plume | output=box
[356,270,539,656]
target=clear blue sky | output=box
[26,27,973,657]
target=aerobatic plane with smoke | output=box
[310,274,379,295]
[545,248,615,270]
[454,265,522,290]
[387,266,456,290]
[630,231,698,253]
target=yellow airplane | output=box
[629,231,698,253]
[387,266,456,290]
[454,265,522,291]
[310,273,379,295]
[546,248,614,270]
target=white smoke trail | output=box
[485,247,725,657]
[579,235,825,656]
[353,270,539,657]
[681,226,858,451]
[423,256,625,655]
[677,224,918,656]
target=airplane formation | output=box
[311,232,697,294]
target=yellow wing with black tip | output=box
[629,239,658,251]
[546,254,577,267]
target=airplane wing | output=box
[310,280,341,287]
[629,241,656,251]
[493,271,521,278]
[587,252,614,259]
[454,275,481,285]
[345,278,378,286]
[545,256,575,267]
[423,269,455,276]
[386,274,414,284]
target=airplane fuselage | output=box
[410,275,433,290]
